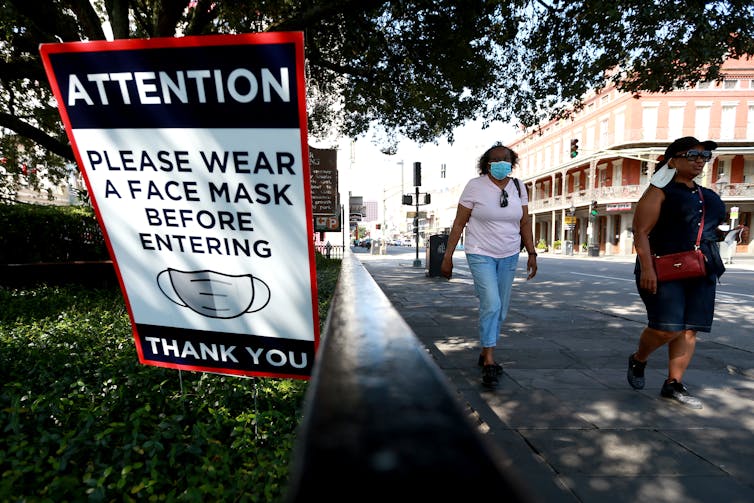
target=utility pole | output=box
[413,162,421,267]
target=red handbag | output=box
[652,187,707,282]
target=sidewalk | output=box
[358,252,754,503]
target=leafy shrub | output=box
[0,203,108,263]
[0,256,341,501]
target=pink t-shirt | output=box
[459,175,527,258]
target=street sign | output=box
[315,215,341,232]
[309,147,338,215]
[564,215,576,225]
[40,32,319,380]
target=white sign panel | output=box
[40,33,319,379]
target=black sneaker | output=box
[482,365,499,388]
[660,380,703,409]
[627,353,647,390]
[478,355,503,376]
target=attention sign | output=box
[40,33,319,380]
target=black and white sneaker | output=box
[660,380,703,409]
[627,353,647,390]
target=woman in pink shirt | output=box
[441,143,538,388]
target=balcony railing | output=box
[717,183,754,198]
[529,183,754,213]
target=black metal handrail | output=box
[285,250,532,501]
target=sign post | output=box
[40,33,319,380]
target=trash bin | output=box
[587,245,600,257]
[564,240,574,256]
[426,234,449,277]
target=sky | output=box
[334,119,519,203]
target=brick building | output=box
[508,57,754,256]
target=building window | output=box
[599,118,610,148]
[697,81,712,90]
[720,104,737,139]
[586,124,595,151]
[716,159,727,182]
[598,168,608,188]
[562,136,570,161]
[747,104,754,139]
[642,105,659,140]
[440,163,446,179]
[573,172,581,192]
[694,105,711,139]
[744,159,754,183]
[668,104,685,138]
[723,79,739,89]
[614,110,625,144]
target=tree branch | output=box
[268,0,386,31]
[0,112,73,161]
[66,0,107,40]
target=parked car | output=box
[355,238,371,249]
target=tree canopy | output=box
[1,0,753,197]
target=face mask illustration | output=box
[157,268,271,319]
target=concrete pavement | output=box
[356,250,754,503]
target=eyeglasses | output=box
[674,150,712,162]
[500,189,508,208]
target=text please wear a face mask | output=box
[489,161,512,180]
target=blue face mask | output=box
[489,161,512,180]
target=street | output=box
[356,245,754,357]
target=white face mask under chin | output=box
[650,165,676,188]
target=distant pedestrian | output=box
[440,142,537,388]
[721,226,745,264]
[627,136,735,409]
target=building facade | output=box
[508,57,754,256]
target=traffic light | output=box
[402,194,412,205]
[413,162,422,186]
[570,139,579,158]
[590,200,598,216]
[424,193,431,204]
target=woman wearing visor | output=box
[626,136,733,409]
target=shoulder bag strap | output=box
[694,187,705,249]
[513,178,521,197]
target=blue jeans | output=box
[466,253,519,348]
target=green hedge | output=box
[0,256,342,501]
[0,203,108,263]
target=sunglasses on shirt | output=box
[674,150,712,162]
[500,189,508,208]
